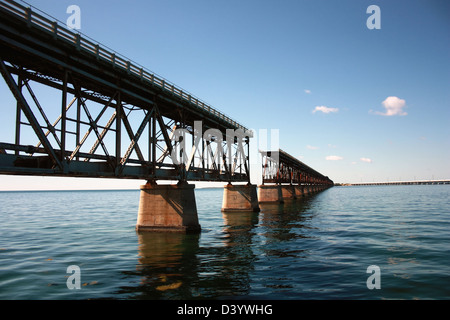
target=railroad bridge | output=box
[259,149,333,203]
[0,0,332,233]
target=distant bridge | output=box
[338,180,450,186]
[256,149,333,203]
[260,149,333,186]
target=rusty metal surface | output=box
[261,149,333,186]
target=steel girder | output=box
[0,61,251,182]
[260,149,333,186]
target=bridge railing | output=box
[0,0,249,133]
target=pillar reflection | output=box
[119,231,200,299]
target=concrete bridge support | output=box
[257,184,283,203]
[221,184,260,212]
[280,185,296,200]
[136,181,201,233]
[294,185,304,198]
[304,185,311,195]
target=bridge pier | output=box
[221,183,260,212]
[136,181,201,233]
[280,184,296,200]
[304,185,311,195]
[257,184,283,203]
[294,185,304,198]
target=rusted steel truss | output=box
[261,149,333,186]
[0,61,251,182]
[0,0,251,182]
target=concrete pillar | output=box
[257,184,283,203]
[222,183,260,212]
[294,185,304,198]
[304,185,311,195]
[280,184,296,200]
[136,181,201,233]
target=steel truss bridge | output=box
[261,149,333,186]
[0,0,253,183]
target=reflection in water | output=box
[118,232,201,299]
[117,210,260,299]
[259,196,318,243]
[117,192,322,299]
[217,210,260,297]
[253,195,321,295]
[384,211,420,282]
[1,187,448,299]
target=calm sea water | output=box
[0,185,449,300]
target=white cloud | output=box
[313,106,339,114]
[304,89,311,94]
[360,157,373,163]
[307,145,319,150]
[372,96,407,116]
[326,155,343,161]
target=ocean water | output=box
[0,185,449,300]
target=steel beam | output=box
[260,149,333,186]
[0,58,63,171]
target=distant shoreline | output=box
[335,180,450,186]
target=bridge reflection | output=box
[117,210,259,299]
[114,189,326,299]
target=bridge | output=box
[0,0,333,232]
[258,149,333,203]
[339,180,450,186]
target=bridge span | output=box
[339,180,450,186]
[257,149,333,203]
[0,0,333,232]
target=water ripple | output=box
[0,186,449,299]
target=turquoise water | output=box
[0,185,449,300]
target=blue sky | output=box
[0,0,449,189]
